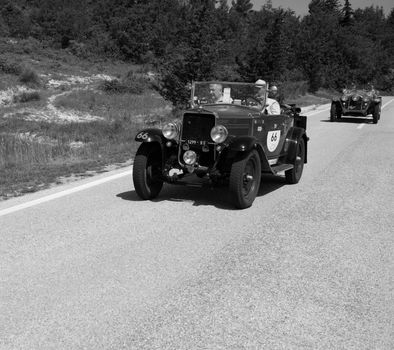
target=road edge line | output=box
[0,169,131,217]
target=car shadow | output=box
[116,174,286,210]
[321,117,373,124]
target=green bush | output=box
[99,71,150,94]
[280,81,309,100]
[19,66,41,86]
[13,91,41,103]
[0,57,22,75]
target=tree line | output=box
[1,0,393,105]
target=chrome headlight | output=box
[210,125,228,144]
[183,150,197,165]
[162,123,179,140]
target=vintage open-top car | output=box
[330,85,382,123]
[132,81,308,209]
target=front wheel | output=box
[372,104,380,124]
[330,103,337,122]
[285,137,305,184]
[133,144,163,199]
[229,150,261,209]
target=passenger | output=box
[255,79,280,115]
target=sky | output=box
[250,0,394,17]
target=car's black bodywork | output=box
[133,81,308,209]
[331,88,382,124]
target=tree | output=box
[231,0,253,16]
[0,0,32,38]
[341,0,354,26]
[155,1,223,106]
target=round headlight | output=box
[341,95,348,101]
[210,125,228,144]
[162,123,178,140]
[183,150,197,165]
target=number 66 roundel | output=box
[267,130,281,152]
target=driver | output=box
[255,79,280,115]
[209,83,224,103]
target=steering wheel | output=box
[244,96,263,107]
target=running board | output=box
[270,163,293,174]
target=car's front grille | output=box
[348,100,363,110]
[181,112,216,142]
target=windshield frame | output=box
[191,81,267,111]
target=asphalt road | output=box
[1,98,394,350]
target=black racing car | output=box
[132,81,308,209]
[331,86,382,124]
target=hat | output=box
[255,79,266,87]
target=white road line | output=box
[355,98,393,130]
[0,169,131,217]
[305,107,331,116]
[382,98,394,109]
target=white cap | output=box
[255,79,266,86]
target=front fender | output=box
[135,128,165,144]
[227,136,271,172]
[228,136,257,152]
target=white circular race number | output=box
[267,130,281,152]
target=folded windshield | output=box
[191,81,267,109]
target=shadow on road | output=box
[320,117,374,124]
[116,174,286,210]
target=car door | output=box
[261,113,292,160]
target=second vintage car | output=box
[330,85,382,123]
[133,81,308,209]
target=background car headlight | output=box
[183,150,197,165]
[162,123,178,140]
[210,125,228,143]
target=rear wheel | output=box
[133,144,163,199]
[229,150,261,209]
[285,137,305,184]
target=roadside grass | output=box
[286,91,332,107]
[0,93,171,199]
[52,89,168,120]
[281,81,332,106]
[0,42,170,199]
